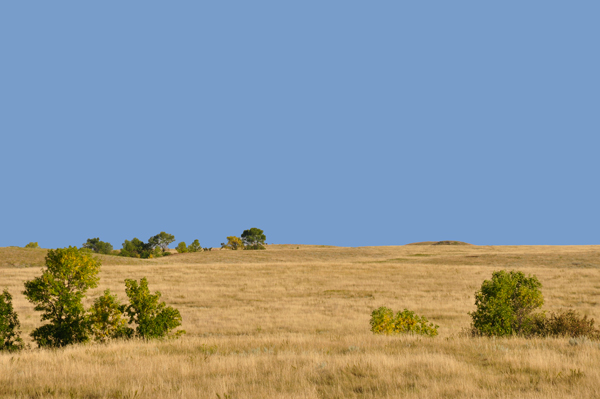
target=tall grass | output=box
[1,244,600,398]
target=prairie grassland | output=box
[1,244,600,398]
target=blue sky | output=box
[1,2,598,248]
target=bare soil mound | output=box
[406,240,472,246]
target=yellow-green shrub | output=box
[370,307,439,337]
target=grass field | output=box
[1,244,600,398]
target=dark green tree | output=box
[0,289,26,352]
[241,228,266,250]
[148,232,175,253]
[23,247,100,347]
[82,238,114,254]
[124,277,184,339]
[469,270,544,337]
[120,238,153,258]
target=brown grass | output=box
[1,244,600,398]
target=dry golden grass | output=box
[1,244,600,398]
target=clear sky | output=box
[1,2,598,249]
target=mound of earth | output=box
[406,241,472,246]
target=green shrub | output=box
[469,270,543,337]
[82,238,114,254]
[25,242,39,249]
[121,234,174,258]
[532,310,600,339]
[370,307,438,337]
[150,247,164,258]
[88,289,130,342]
[124,277,184,339]
[0,289,26,352]
[176,242,188,253]
[221,236,243,250]
[23,247,100,347]
[188,239,201,253]
[120,238,153,259]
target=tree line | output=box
[24,227,268,259]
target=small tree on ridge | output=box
[241,228,266,250]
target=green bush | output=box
[188,239,201,253]
[25,242,39,249]
[0,289,26,352]
[469,270,544,337]
[124,277,184,339]
[221,236,243,250]
[120,238,153,259]
[532,310,600,339]
[121,234,174,258]
[82,238,114,255]
[23,247,100,347]
[87,289,131,342]
[370,307,438,337]
[176,242,188,253]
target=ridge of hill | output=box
[407,240,472,246]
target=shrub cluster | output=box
[124,277,184,339]
[531,310,600,339]
[370,307,438,337]
[120,232,175,258]
[176,239,202,254]
[25,242,40,249]
[9,247,184,350]
[469,270,600,339]
[222,228,267,250]
[82,238,113,255]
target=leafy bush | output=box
[221,236,243,250]
[124,277,184,339]
[370,307,439,337]
[82,238,114,254]
[241,228,266,250]
[532,310,600,339]
[88,289,130,342]
[188,239,201,253]
[176,242,188,253]
[469,270,543,337]
[25,242,39,249]
[0,289,25,352]
[120,238,154,259]
[23,247,100,347]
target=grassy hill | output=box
[1,244,600,398]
